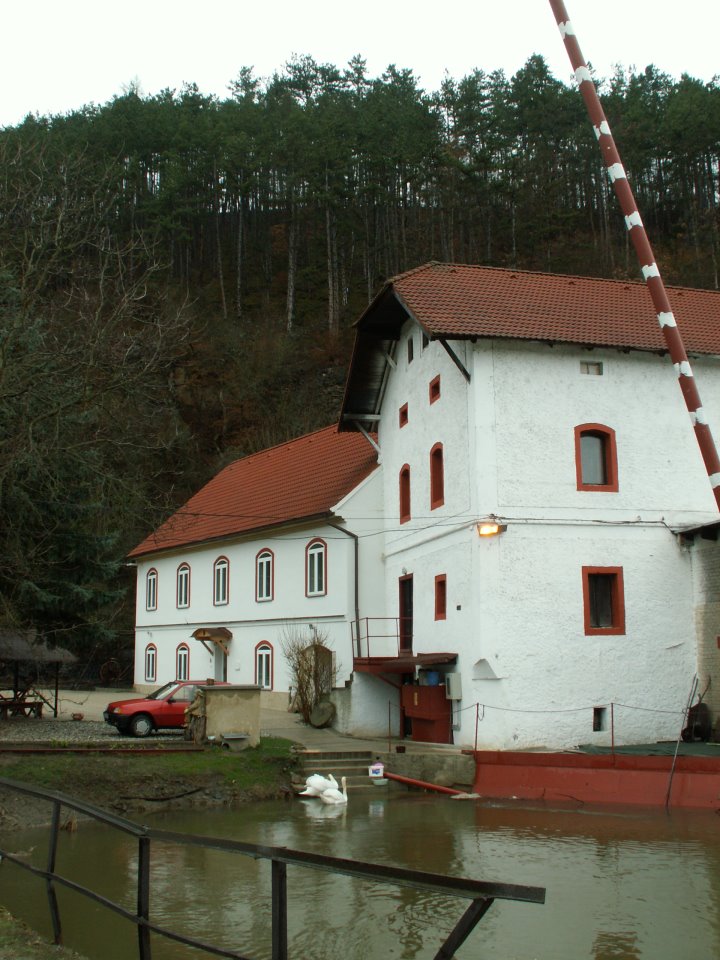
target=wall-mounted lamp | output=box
[477,522,507,537]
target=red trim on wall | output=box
[434,574,447,620]
[146,568,158,611]
[305,538,327,597]
[582,565,625,635]
[399,464,411,523]
[175,642,190,680]
[255,548,274,602]
[176,563,191,609]
[430,444,444,509]
[254,641,274,689]
[213,556,230,606]
[144,643,157,682]
[574,423,619,492]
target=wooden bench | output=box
[0,700,44,720]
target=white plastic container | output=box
[369,762,384,778]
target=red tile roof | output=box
[129,425,378,557]
[389,262,720,353]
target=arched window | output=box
[430,443,444,509]
[306,539,327,597]
[144,644,157,682]
[146,569,158,611]
[176,643,190,680]
[176,564,190,608]
[256,549,274,602]
[575,424,618,492]
[399,464,411,524]
[213,557,229,605]
[255,642,273,690]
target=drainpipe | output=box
[549,0,720,510]
[329,522,360,649]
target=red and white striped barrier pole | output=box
[548,0,720,510]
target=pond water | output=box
[0,792,718,960]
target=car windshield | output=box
[146,681,182,701]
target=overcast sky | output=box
[2,0,718,127]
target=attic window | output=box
[422,332,429,350]
[580,361,603,376]
[407,337,414,365]
[399,403,409,428]
[429,376,441,404]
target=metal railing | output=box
[0,776,545,960]
[352,617,414,659]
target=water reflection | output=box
[0,794,718,960]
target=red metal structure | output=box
[548,0,720,510]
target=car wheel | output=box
[130,714,154,738]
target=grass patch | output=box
[0,738,299,818]
[0,907,88,960]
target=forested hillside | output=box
[2,53,719,665]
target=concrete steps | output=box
[293,748,399,795]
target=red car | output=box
[104,680,221,737]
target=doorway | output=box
[399,575,413,652]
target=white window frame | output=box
[256,550,273,602]
[145,644,157,682]
[214,557,229,606]
[306,540,327,597]
[146,569,158,611]
[177,564,190,608]
[256,643,273,690]
[176,643,189,680]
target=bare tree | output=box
[281,625,336,724]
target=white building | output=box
[131,263,720,749]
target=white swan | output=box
[319,776,348,805]
[299,773,338,797]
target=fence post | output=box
[46,800,63,945]
[137,835,152,960]
[271,859,288,960]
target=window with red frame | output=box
[306,540,327,596]
[144,644,157,682]
[146,569,158,611]
[429,375,441,404]
[256,643,273,689]
[213,557,229,605]
[435,574,447,620]
[399,403,409,428]
[575,424,618,492]
[176,643,190,680]
[582,566,625,635]
[399,464,411,523]
[176,564,190,608]
[256,549,274,602]
[430,443,444,509]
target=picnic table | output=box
[0,698,44,719]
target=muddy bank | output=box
[0,739,297,831]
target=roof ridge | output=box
[390,260,719,295]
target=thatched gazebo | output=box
[0,627,77,718]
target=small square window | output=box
[399,403,409,428]
[593,706,607,731]
[580,361,603,376]
[429,376,440,404]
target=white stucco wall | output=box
[361,332,711,749]
[133,465,383,696]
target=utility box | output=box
[204,685,261,747]
[445,673,462,700]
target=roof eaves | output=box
[128,510,336,560]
